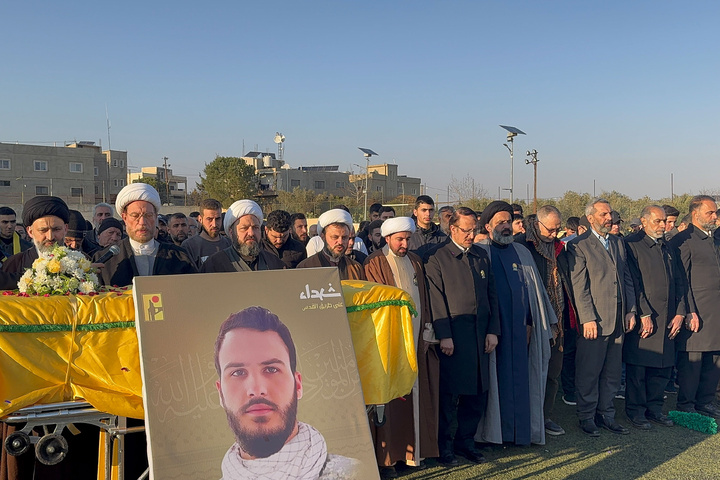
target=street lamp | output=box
[499,125,526,203]
[358,148,378,220]
[525,149,539,214]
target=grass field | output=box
[395,395,720,480]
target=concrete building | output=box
[128,167,188,206]
[349,163,422,203]
[0,141,127,210]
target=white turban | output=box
[224,199,263,232]
[381,217,416,237]
[317,209,354,232]
[115,183,162,214]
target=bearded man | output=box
[0,206,32,262]
[297,209,365,280]
[215,306,360,480]
[94,183,197,287]
[2,196,70,274]
[168,213,190,247]
[473,201,557,447]
[201,200,284,273]
[181,198,231,268]
[363,217,439,476]
[262,210,306,269]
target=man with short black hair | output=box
[662,205,681,240]
[168,213,190,247]
[379,206,395,221]
[408,195,447,253]
[0,206,32,261]
[369,203,383,222]
[511,204,524,216]
[366,219,385,253]
[262,210,307,269]
[181,198,231,267]
[562,216,581,244]
[290,212,309,245]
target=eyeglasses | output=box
[126,212,156,221]
[452,225,476,236]
[538,219,560,234]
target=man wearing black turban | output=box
[2,196,70,274]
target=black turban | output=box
[66,210,89,239]
[21,196,70,227]
[97,217,124,236]
[479,201,514,228]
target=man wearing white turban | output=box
[363,217,439,476]
[297,209,365,280]
[94,183,197,287]
[201,199,285,273]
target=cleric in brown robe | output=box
[200,199,285,273]
[363,217,439,475]
[297,209,365,280]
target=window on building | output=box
[119,160,124,168]
[335,181,345,189]
[376,186,382,192]
[0,159,10,170]
[112,159,118,167]
[170,185,175,191]
[314,181,325,190]
[71,187,83,197]
[113,179,118,187]
[290,179,300,187]
[70,162,83,173]
[412,188,417,195]
[94,166,99,177]
[34,161,48,172]
[36,186,49,195]
[0,180,10,187]
[120,179,125,186]
[94,185,99,194]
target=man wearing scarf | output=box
[201,200,285,273]
[94,183,197,287]
[363,217,439,477]
[297,209,365,281]
[0,206,32,262]
[474,201,557,447]
[215,307,360,480]
[514,205,574,437]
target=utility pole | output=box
[525,149,539,214]
[163,156,170,205]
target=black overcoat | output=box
[669,224,720,352]
[93,237,197,287]
[424,241,500,396]
[624,231,686,366]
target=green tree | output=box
[197,156,256,208]
[132,177,169,205]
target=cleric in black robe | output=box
[2,195,70,275]
[94,183,197,287]
[201,199,285,273]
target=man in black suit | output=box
[567,198,636,436]
[624,205,685,428]
[424,207,500,466]
[669,195,720,419]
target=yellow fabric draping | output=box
[0,281,417,419]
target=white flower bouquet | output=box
[17,245,99,296]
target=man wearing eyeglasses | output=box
[514,205,574,437]
[94,183,197,288]
[424,206,499,466]
[473,201,558,448]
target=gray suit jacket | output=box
[567,230,636,336]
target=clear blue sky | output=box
[2,1,719,203]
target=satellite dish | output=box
[274,133,285,144]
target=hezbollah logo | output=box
[143,294,164,322]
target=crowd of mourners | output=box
[2,182,719,479]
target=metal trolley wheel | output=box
[4,432,32,457]
[35,434,69,465]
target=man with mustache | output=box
[474,202,558,447]
[2,196,70,274]
[182,198,231,268]
[567,198,637,436]
[215,306,360,480]
[201,200,284,273]
[297,209,365,280]
[94,182,197,287]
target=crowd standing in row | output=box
[1,183,719,480]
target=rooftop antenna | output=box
[105,104,112,151]
[274,132,286,163]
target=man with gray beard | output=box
[201,200,285,273]
[474,201,557,446]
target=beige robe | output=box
[363,248,440,465]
